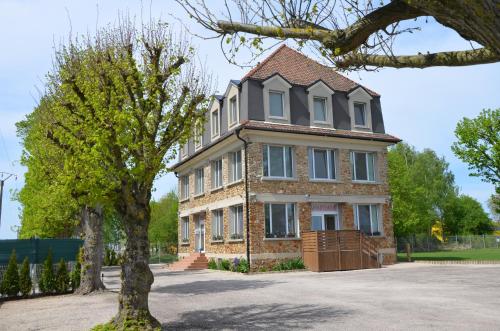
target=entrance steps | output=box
[168,252,208,271]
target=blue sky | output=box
[0,1,498,238]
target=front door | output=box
[195,215,205,252]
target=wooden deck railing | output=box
[302,230,380,272]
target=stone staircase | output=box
[168,252,208,271]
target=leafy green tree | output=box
[55,259,70,293]
[35,20,211,329]
[443,195,494,235]
[0,250,20,297]
[39,249,55,294]
[452,108,499,191]
[488,194,500,222]
[149,191,179,246]
[19,257,32,297]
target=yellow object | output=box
[432,221,444,242]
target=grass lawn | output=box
[397,248,500,262]
[149,253,177,264]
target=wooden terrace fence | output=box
[302,230,380,272]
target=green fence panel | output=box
[0,239,83,264]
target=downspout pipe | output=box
[174,171,180,259]
[235,128,251,267]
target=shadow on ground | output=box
[154,279,276,296]
[164,303,351,330]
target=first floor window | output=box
[195,167,204,195]
[265,203,297,238]
[310,148,336,180]
[230,205,244,239]
[211,209,224,240]
[313,97,327,122]
[181,217,189,242]
[351,151,376,182]
[211,158,223,188]
[181,175,189,200]
[354,102,366,126]
[354,204,382,236]
[229,150,242,182]
[263,145,293,178]
[269,90,284,117]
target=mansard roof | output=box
[242,44,379,96]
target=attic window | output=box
[354,103,366,127]
[269,91,284,118]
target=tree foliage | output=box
[39,249,55,294]
[177,0,500,69]
[55,259,70,293]
[149,190,178,245]
[452,108,499,192]
[19,257,32,297]
[442,195,494,235]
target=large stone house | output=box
[171,45,400,269]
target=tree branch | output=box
[336,48,500,69]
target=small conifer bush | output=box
[55,258,70,293]
[19,257,32,296]
[71,249,82,291]
[39,249,56,294]
[0,249,20,297]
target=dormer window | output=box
[211,107,220,139]
[354,102,366,127]
[181,144,188,158]
[194,125,203,150]
[229,96,238,127]
[313,97,327,122]
[269,91,284,118]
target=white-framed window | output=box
[309,148,336,180]
[180,175,190,200]
[269,90,284,118]
[313,97,327,122]
[265,203,297,238]
[263,145,293,178]
[180,144,188,158]
[194,125,203,150]
[229,96,238,127]
[229,205,243,239]
[194,167,204,195]
[211,158,223,189]
[181,217,189,242]
[354,102,366,127]
[211,209,224,241]
[351,151,376,182]
[348,87,372,131]
[311,213,339,231]
[229,150,242,183]
[211,107,220,139]
[354,204,382,236]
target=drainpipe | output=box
[174,171,180,259]
[235,128,251,267]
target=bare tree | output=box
[176,0,500,69]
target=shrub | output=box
[207,258,217,270]
[236,258,249,273]
[55,258,70,293]
[39,249,56,294]
[19,257,32,296]
[71,249,82,291]
[1,249,20,297]
[219,258,231,271]
[272,258,306,271]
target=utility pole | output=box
[0,171,16,230]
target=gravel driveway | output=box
[1,263,499,330]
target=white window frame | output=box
[229,205,244,239]
[228,96,238,127]
[268,90,285,119]
[307,81,334,127]
[194,167,204,195]
[181,217,190,242]
[180,143,188,159]
[194,125,203,150]
[265,203,298,239]
[211,106,220,140]
[180,175,190,200]
[263,75,291,123]
[348,87,373,131]
[354,204,383,236]
[211,209,224,241]
[311,211,340,231]
[229,150,243,183]
[351,151,376,182]
[353,102,367,127]
[211,158,223,189]
[263,144,294,179]
[310,148,336,180]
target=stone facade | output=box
[176,132,396,269]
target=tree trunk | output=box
[75,205,106,295]
[112,191,160,330]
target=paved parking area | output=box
[1,263,499,330]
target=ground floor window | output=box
[265,203,297,238]
[354,204,382,236]
[181,217,189,242]
[211,209,224,241]
[230,205,244,239]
